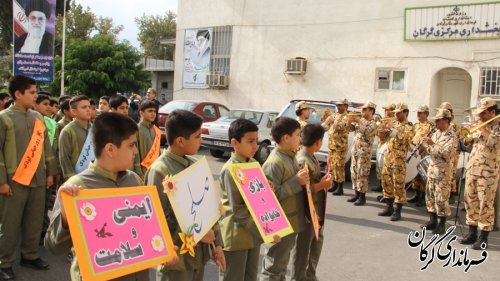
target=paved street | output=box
[10,147,499,281]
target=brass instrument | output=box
[376,117,393,126]
[468,114,500,133]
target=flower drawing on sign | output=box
[233,166,247,185]
[80,202,97,221]
[162,175,178,197]
[179,224,198,257]
[151,235,165,252]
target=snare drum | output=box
[377,143,419,183]
[417,156,431,183]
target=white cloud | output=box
[76,0,178,49]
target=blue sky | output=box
[77,0,178,49]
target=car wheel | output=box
[209,149,225,158]
[256,143,270,164]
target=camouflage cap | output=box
[382,103,396,110]
[430,108,452,120]
[361,101,376,109]
[474,97,497,115]
[439,102,453,111]
[295,101,311,111]
[416,104,429,112]
[335,98,349,105]
[392,103,409,113]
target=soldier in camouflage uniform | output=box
[378,103,415,221]
[322,98,349,195]
[459,98,499,250]
[408,105,433,207]
[438,102,461,204]
[373,103,396,192]
[295,101,311,130]
[420,109,458,235]
[347,102,378,206]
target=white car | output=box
[201,109,279,163]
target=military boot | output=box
[459,225,478,245]
[378,198,394,216]
[354,192,366,206]
[332,182,344,196]
[433,216,446,235]
[421,212,438,230]
[347,190,360,202]
[407,190,419,203]
[472,230,489,250]
[328,182,338,193]
[390,203,403,221]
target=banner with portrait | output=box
[182,28,212,89]
[13,0,56,82]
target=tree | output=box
[135,11,176,60]
[49,34,150,99]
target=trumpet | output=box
[468,114,500,133]
[376,117,393,126]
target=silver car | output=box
[201,109,279,163]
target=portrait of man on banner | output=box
[14,0,55,55]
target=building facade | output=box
[174,0,500,123]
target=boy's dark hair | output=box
[139,100,157,112]
[69,95,90,109]
[166,109,202,145]
[271,117,300,144]
[8,75,36,100]
[110,94,128,109]
[0,93,9,100]
[36,93,50,104]
[99,96,110,102]
[49,99,59,107]
[59,95,71,103]
[301,124,325,147]
[60,100,70,113]
[92,112,138,157]
[229,118,258,142]
[89,99,96,106]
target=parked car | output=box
[157,100,230,145]
[277,99,380,177]
[201,109,279,163]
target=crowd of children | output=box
[0,75,330,281]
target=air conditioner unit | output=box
[286,57,307,75]
[207,74,229,88]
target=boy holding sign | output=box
[59,95,94,181]
[145,109,225,281]
[219,119,281,281]
[45,112,178,280]
[135,100,162,177]
[294,124,332,281]
[261,117,309,281]
[0,75,57,280]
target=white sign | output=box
[405,3,500,41]
[183,28,213,88]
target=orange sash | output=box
[12,118,45,186]
[141,125,162,169]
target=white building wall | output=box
[174,0,500,120]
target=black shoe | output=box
[0,267,15,281]
[377,195,388,203]
[332,183,344,196]
[328,182,338,193]
[432,217,446,235]
[421,213,438,230]
[347,191,360,202]
[390,203,403,221]
[378,199,394,216]
[472,230,489,250]
[20,257,49,270]
[407,190,419,203]
[354,192,366,206]
[459,225,478,245]
[415,191,426,207]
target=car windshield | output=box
[280,102,337,124]
[217,110,264,124]
[162,101,196,113]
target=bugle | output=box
[468,114,500,133]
